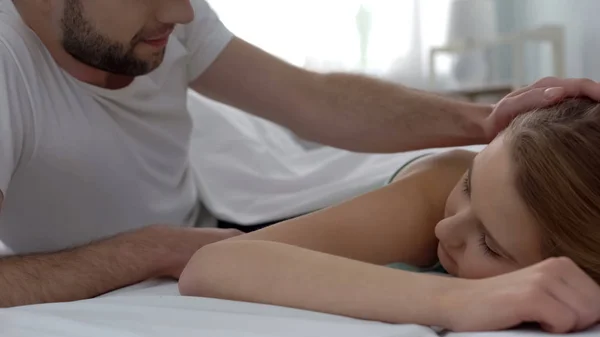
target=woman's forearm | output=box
[178,240,460,328]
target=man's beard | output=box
[60,0,164,77]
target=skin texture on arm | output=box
[0,221,240,308]
[180,240,462,327]
[191,37,600,153]
[228,149,476,266]
[0,227,162,307]
[178,150,475,327]
[191,38,491,153]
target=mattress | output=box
[3,279,600,337]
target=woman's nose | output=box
[435,215,467,250]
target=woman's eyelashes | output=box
[478,233,500,259]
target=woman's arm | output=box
[178,150,475,326]
[179,239,463,327]
[231,149,476,266]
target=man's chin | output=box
[135,42,167,60]
[88,53,162,77]
[76,60,153,78]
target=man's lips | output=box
[142,28,174,46]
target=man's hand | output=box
[484,77,600,141]
[146,225,243,279]
[0,224,242,308]
[194,36,600,151]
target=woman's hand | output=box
[484,77,600,141]
[442,257,600,333]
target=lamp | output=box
[446,0,498,87]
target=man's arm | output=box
[0,224,240,308]
[191,38,488,153]
[191,38,600,153]
[0,227,161,307]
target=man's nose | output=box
[156,0,194,25]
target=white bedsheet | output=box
[187,90,486,225]
[2,280,436,337]
[3,280,600,337]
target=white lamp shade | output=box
[447,0,498,43]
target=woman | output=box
[179,98,600,334]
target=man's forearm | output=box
[0,227,163,308]
[299,72,491,153]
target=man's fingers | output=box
[557,78,600,101]
[503,82,539,98]
[504,76,563,98]
[514,77,600,101]
[530,76,564,89]
[495,87,564,121]
[495,77,600,124]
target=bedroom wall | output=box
[498,0,600,82]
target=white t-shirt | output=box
[0,0,233,256]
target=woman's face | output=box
[435,136,545,278]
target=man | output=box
[0,0,598,308]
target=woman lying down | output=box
[179,98,600,334]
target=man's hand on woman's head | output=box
[483,77,600,141]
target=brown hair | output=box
[504,98,600,283]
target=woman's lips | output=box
[437,243,457,275]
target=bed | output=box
[5,92,598,336]
[3,279,600,337]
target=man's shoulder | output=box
[0,14,57,97]
[0,29,33,100]
[0,27,25,83]
[171,0,233,83]
[0,17,41,80]
[0,3,33,55]
[0,18,40,119]
[0,23,23,58]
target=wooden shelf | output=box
[437,83,514,102]
[429,24,565,91]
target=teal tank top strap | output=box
[385,152,449,276]
[385,153,433,185]
[387,261,448,275]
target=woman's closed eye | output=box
[462,174,470,195]
[460,167,506,260]
[478,232,501,259]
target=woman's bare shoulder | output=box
[392,149,477,183]
[390,149,477,213]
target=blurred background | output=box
[206,0,596,103]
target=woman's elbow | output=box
[178,241,239,298]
